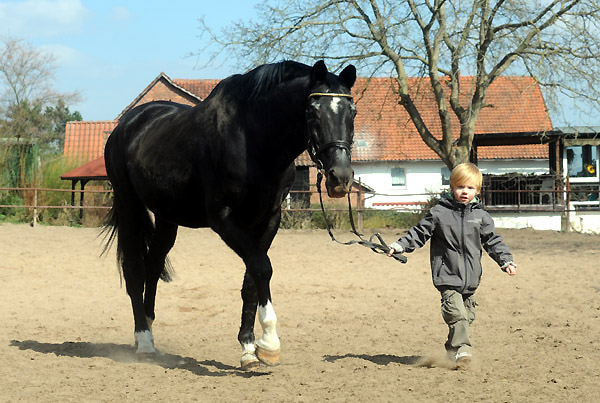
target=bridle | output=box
[305,92,407,263]
[306,92,354,170]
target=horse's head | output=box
[306,60,357,198]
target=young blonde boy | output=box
[388,163,516,364]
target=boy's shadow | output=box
[9,339,268,378]
[323,353,422,366]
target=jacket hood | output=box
[439,192,482,210]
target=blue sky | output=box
[0,0,257,120]
[0,0,595,126]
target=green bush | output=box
[362,209,422,229]
[279,203,424,230]
[0,191,27,222]
[0,155,111,227]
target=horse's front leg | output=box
[243,253,280,367]
[255,297,280,366]
[238,272,260,368]
[213,212,281,368]
[238,274,280,369]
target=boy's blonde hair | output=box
[449,163,482,192]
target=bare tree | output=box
[198,0,600,168]
[0,37,81,187]
[2,38,57,110]
[0,37,80,135]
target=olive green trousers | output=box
[440,289,477,357]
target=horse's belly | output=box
[146,199,209,228]
[129,171,209,228]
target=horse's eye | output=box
[350,104,357,116]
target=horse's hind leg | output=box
[111,198,159,354]
[119,229,156,353]
[143,217,178,334]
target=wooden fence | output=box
[0,187,112,227]
[1,185,598,228]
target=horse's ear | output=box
[339,65,356,89]
[310,60,328,83]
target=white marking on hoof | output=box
[256,346,281,366]
[255,301,280,366]
[256,301,280,352]
[241,352,260,369]
[240,342,259,369]
[134,330,156,354]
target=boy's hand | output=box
[505,264,516,276]
[387,242,403,257]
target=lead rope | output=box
[316,172,407,263]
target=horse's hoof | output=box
[136,352,157,362]
[134,330,156,354]
[256,346,281,366]
[240,358,261,370]
[135,344,157,354]
[240,351,260,370]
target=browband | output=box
[308,92,353,99]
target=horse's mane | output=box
[220,60,310,102]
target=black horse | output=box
[103,60,356,368]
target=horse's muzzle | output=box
[325,167,354,198]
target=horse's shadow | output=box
[9,339,268,378]
[323,353,422,366]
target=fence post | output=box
[357,179,363,232]
[565,176,571,232]
[33,188,38,228]
[517,176,521,208]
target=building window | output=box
[391,167,406,187]
[567,145,598,181]
[441,167,451,186]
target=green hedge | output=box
[280,204,424,230]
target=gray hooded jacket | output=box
[396,194,513,294]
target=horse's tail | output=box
[101,130,173,283]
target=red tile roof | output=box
[60,156,107,180]
[351,76,551,161]
[477,144,548,159]
[173,79,221,101]
[63,120,117,163]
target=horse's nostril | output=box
[327,167,354,184]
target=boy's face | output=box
[453,183,478,204]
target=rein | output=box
[316,172,407,263]
[307,91,405,262]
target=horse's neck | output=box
[249,91,307,167]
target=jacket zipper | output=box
[460,207,468,293]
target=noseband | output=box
[306,92,354,170]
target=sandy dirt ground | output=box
[1,223,599,402]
